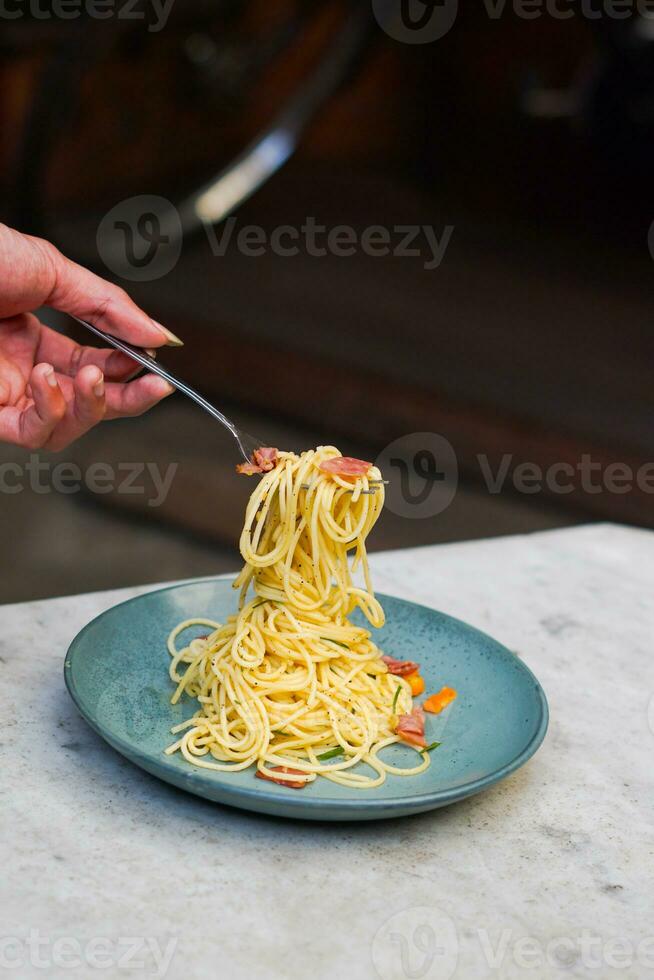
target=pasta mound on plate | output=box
[165,447,433,788]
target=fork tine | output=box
[300,483,378,494]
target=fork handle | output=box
[71,316,239,437]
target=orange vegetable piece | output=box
[423,686,457,714]
[406,671,425,696]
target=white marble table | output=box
[1,524,653,980]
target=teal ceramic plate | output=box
[65,579,548,821]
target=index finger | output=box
[0,223,183,349]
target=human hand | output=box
[0,223,183,452]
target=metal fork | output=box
[72,317,381,491]
[71,316,261,464]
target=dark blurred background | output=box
[1,0,653,602]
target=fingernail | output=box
[153,321,184,347]
[159,380,176,396]
[93,372,105,398]
[144,348,157,359]
[44,365,58,388]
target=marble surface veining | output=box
[1,523,653,979]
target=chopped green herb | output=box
[423,741,442,753]
[320,637,348,648]
[317,746,345,761]
[392,685,402,712]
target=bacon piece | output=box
[236,447,279,476]
[236,462,262,476]
[255,765,308,789]
[253,447,279,472]
[396,707,427,748]
[319,456,372,479]
[382,655,420,676]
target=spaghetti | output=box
[165,446,432,788]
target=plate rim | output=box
[64,577,550,815]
